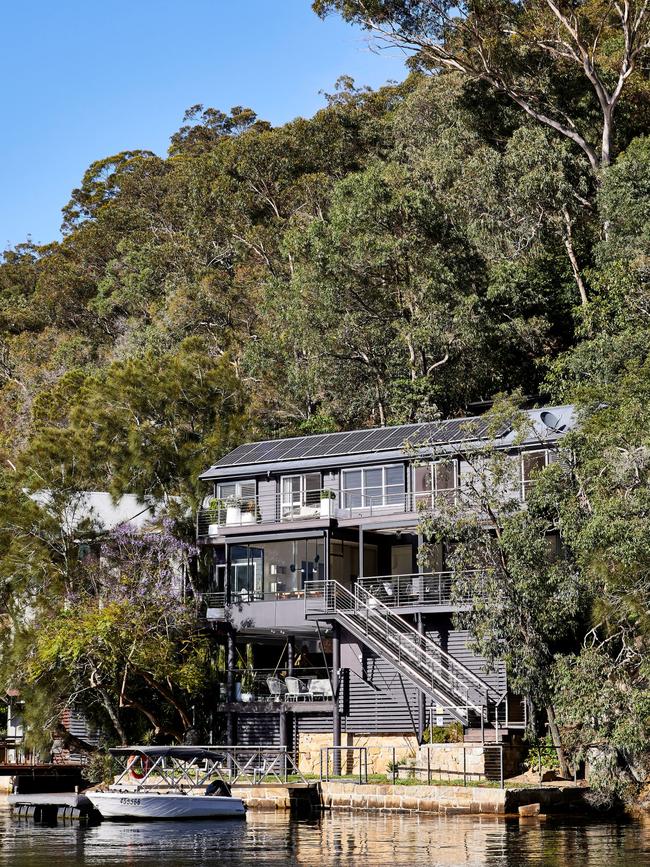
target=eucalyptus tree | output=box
[416,398,584,775]
[314,0,650,175]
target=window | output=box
[341,465,405,510]
[521,450,549,499]
[280,473,321,519]
[208,480,256,524]
[413,460,458,508]
[216,479,256,503]
[229,545,263,601]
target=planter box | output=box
[320,499,335,519]
[208,523,221,536]
[241,511,256,524]
[226,506,242,525]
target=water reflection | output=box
[1,807,649,866]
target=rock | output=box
[518,803,541,817]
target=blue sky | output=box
[0,1,407,249]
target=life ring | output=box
[128,754,151,779]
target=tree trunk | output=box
[561,206,589,306]
[546,704,571,779]
[98,686,127,745]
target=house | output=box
[196,406,574,771]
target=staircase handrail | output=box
[305,578,498,710]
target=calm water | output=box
[1,807,649,866]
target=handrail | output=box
[356,571,482,607]
[305,578,497,715]
[196,484,520,534]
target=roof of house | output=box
[200,405,575,481]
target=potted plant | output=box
[225,495,243,525]
[320,489,336,518]
[207,497,225,536]
[241,499,257,525]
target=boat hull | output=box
[88,792,246,820]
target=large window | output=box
[280,473,321,519]
[228,545,263,601]
[340,465,405,510]
[413,460,458,508]
[229,539,324,599]
[521,450,548,500]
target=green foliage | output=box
[1,24,650,805]
[524,735,560,774]
[422,722,464,744]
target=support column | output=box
[226,628,236,746]
[358,525,364,580]
[332,622,341,775]
[279,709,288,748]
[417,615,426,743]
[287,636,294,676]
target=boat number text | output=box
[119,797,141,806]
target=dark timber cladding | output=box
[198,406,574,747]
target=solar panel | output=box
[211,413,501,470]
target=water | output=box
[1,808,649,866]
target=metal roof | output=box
[206,416,494,472]
[200,405,575,480]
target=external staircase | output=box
[304,578,499,727]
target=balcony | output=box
[356,571,480,610]
[217,667,335,707]
[197,486,475,537]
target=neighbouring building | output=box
[196,406,574,774]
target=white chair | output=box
[266,677,287,701]
[285,677,307,701]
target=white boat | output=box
[87,746,246,821]
[88,790,246,820]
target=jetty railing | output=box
[112,746,308,790]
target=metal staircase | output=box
[304,579,498,725]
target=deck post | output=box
[287,636,294,676]
[226,627,236,753]
[417,615,426,743]
[332,622,341,775]
[279,709,288,750]
[358,525,364,580]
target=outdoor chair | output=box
[266,677,287,701]
[285,677,308,701]
[308,678,333,700]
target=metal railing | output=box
[321,746,368,784]
[216,667,334,704]
[356,571,481,608]
[305,578,497,723]
[113,746,307,789]
[203,589,306,608]
[196,485,505,536]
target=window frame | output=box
[279,472,322,519]
[520,449,549,500]
[340,463,406,510]
[216,479,256,502]
[412,459,459,508]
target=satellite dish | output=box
[540,410,565,432]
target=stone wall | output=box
[320,782,591,815]
[415,744,523,783]
[297,731,418,775]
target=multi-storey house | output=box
[196,405,573,768]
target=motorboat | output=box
[88,790,245,820]
[86,746,246,821]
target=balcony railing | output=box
[203,589,305,608]
[217,667,334,704]
[196,486,484,536]
[356,571,480,608]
